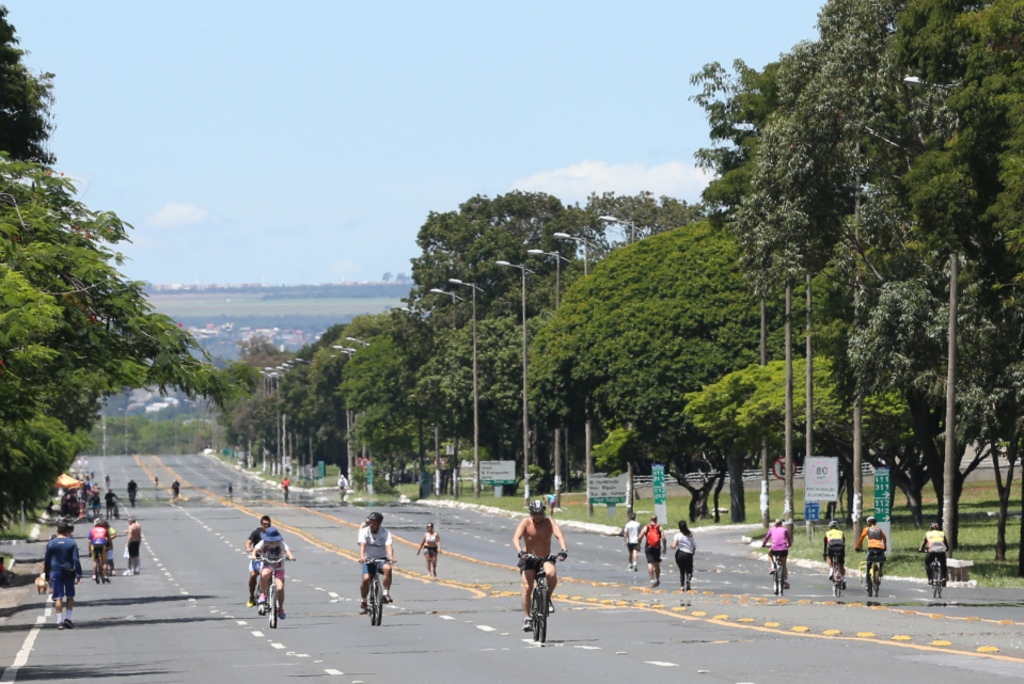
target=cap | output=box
[261,526,284,542]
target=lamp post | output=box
[346,336,370,348]
[598,215,639,245]
[430,287,464,327]
[335,345,358,481]
[553,232,596,513]
[905,74,960,549]
[450,278,484,498]
[497,259,535,502]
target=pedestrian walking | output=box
[281,477,290,503]
[125,516,142,575]
[171,479,180,502]
[671,521,696,591]
[639,515,667,588]
[338,473,349,503]
[416,523,441,577]
[623,512,641,571]
[44,521,82,629]
[227,482,234,500]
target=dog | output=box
[35,573,48,594]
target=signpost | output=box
[367,462,374,496]
[804,501,820,522]
[480,461,516,498]
[772,457,786,481]
[874,467,891,542]
[317,460,325,486]
[652,464,668,524]
[803,456,839,501]
[588,473,627,517]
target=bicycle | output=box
[860,551,884,597]
[364,558,395,627]
[768,552,785,597]
[924,553,943,599]
[827,554,846,598]
[521,553,559,643]
[255,554,292,629]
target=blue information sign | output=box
[804,501,820,521]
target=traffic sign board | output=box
[480,461,516,486]
[588,473,627,505]
[804,456,839,501]
[804,501,820,521]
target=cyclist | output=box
[252,526,296,619]
[89,491,101,521]
[127,479,138,507]
[171,479,181,502]
[822,520,847,589]
[670,520,696,591]
[918,522,949,586]
[623,512,641,572]
[512,500,568,632]
[246,516,272,606]
[88,520,110,583]
[104,489,120,519]
[639,515,667,588]
[358,511,396,614]
[854,516,888,593]
[762,518,793,590]
[416,523,440,577]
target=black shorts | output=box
[128,541,141,559]
[518,556,547,574]
[827,549,845,565]
[626,543,638,553]
[769,549,788,559]
[645,547,662,564]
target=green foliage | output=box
[0,9,54,164]
[592,428,638,476]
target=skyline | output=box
[9,1,826,285]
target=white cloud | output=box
[147,201,210,228]
[511,160,711,203]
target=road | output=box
[1,454,1022,683]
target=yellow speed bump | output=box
[585,598,599,603]
[571,596,583,600]
[616,601,630,606]
[998,620,1014,625]
[857,632,876,638]
[651,604,666,609]
[791,626,810,632]
[600,599,614,604]
[892,635,912,641]
[672,607,687,612]
[978,646,1000,653]
[691,611,707,616]
[765,622,780,627]
[871,605,887,610]
[713,614,729,620]
[931,640,952,647]
[823,630,841,635]
[738,618,754,623]
[703,591,715,595]
[798,599,812,604]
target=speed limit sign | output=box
[804,456,839,501]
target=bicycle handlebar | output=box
[255,555,293,565]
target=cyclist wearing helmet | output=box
[358,512,395,614]
[855,516,887,593]
[822,520,846,589]
[512,500,568,632]
[918,522,949,586]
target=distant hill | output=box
[147,282,412,299]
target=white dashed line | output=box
[324,669,344,676]
[645,661,679,667]
[439,615,456,620]
[236,620,248,625]
[271,643,285,649]
[328,591,340,598]
[574,645,601,650]
[476,625,496,632]
[252,631,264,637]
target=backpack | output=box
[645,524,662,548]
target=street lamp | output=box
[497,259,535,502]
[599,215,639,245]
[334,345,358,484]
[450,277,484,498]
[553,232,595,276]
[430,287,464,327]
[346,336,369,347]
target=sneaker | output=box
[547,601,555,615]
[649,580,656,588]
[784,582,790,590]
[56,621,64,630]
[247,598,256,608]
[257,593,266,604]
[841,581,847,590]
[63,620,74,630]
[278,610,286,620]
[522,617,532,632]
[383,594,393,604]
[359,601,369,615]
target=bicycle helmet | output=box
[828,520,839,529]
[528,500,546,514]
[929,522,940,530]
[367,511,384,523]
[866,516,876,525]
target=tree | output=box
[0,8,55,163]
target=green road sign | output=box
[653,464,667,522]
[317,461,326,479]
[873,468,891,522]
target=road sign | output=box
[772,457,786,480]
[317,461,326,479]
[874,467,891,541]
[804,456,839,501]
[356,457,370,469]
[652,464,668,523]
[588,473,627,505]
[479,460,516,486]
[804,501,820,521]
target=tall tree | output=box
[0,8,55,163]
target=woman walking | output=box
[417,523,441,577]
[671,521,696,591]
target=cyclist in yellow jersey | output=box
[918,522,949,586]
[822,520,846,589]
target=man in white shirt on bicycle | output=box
[358,511,395,614]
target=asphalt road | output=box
[1,454,1022,683]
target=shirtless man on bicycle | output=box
[512,500,568,633]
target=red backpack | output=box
[645,524,662,547]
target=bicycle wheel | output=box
[372,577,383,626]
[532,585,548,643]
[268,584,278,629]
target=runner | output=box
[639,515,667,587]
[44,521,82,629]
[623,512,642,571]
[416,523,441,577]
[246,516,272,606]
[171,479,181,502]
[512,500,568,632]
[281,477,290,503]
[670,520,696,591]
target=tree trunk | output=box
[729,450,746,523]
[712,470,727,523]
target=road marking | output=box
[476,625,496,632]
[645,661,679,667]
[252,631,264,637]
[328,591,339,598]
[236,620,248,625]
[324,669,344,675]
[439,615,456,620]
[271,643,285,649]
[574,645,601,650]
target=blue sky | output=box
[8,1,825,285]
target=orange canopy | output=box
[55,474,83,489]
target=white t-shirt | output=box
[673,533,696,555]
[338,475,348,489]
[253,539,290,559]
[624,520,642,544]
[358,525,393,560]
